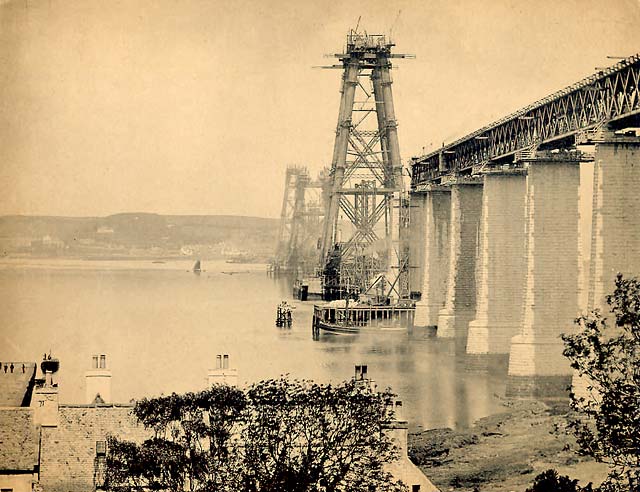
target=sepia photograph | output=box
[1,0,639,491]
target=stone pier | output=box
[587,131,640,311]
[408,193,426,298]
[437,180,483,339]
[467,171,527,357]
[507,153,582,397]
[414,186,451,328]
[572,131,640,398]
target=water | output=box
[0,259,508,430]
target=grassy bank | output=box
[408,399,609,492]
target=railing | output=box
[313,304,415,328]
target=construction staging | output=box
[274,30,413,304]
[274,32,640,396]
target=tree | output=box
[106,384,247,491]
[105,377,406,492]
[562,274,640,492]
[526,469,593,492]
[240,378,403,492]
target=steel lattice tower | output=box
[273,166,326,276]
[319,31,412,300]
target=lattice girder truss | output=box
[412,54,640,188]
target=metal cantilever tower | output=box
[273,166,326,275]
[319,31,413,300]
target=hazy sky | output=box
[1,0,639,218]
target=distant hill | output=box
[0,214,279,260]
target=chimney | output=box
[32,354,60,427]
[394,399,404,421]
[85,354,112,404]
[354,364,376,392]
[355,364,368,380]
[207,354,238,387]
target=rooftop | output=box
[0,408,38,471]
[0,362,37,407]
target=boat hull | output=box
[313,318,406,335]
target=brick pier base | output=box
[414,187,451,328]
[506,154,581,397]
[573,131,640,398]
[467,172,526,355]
[438,181,483,338]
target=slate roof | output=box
[0,408,38,471]
[0,362,37,407]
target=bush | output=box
[526,469,592,492]
[562,274,640,492]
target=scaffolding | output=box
[273,166,325,276]
[318,31,413,300]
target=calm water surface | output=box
[0,259,508,430]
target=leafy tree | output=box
[562,274,640,492]
[240,378,403,492]
[106,384,247,491]
[526,469,592,492]
[105,377,406,492]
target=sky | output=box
[1,0,639,218]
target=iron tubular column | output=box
[320,61,359,263]
[371,68,390,171]
[379,63,403,185]
[379,61,404,292]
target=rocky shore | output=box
[408,399,609,492]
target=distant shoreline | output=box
[0,213,279,221]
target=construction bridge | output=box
[274,42,640,399]
[408,53,639,398]
[273,31,413,302]
[411,54,639,186]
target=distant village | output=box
[0,214,278,261]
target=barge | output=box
[312,301,415,335]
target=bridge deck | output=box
[411,54,640,189]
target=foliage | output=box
[526,469,593,492]
[106,384,247,491]
[561,274,640,492]
[105,378,406,492]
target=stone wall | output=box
[39,405,149,492]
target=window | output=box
[99,355,106,369]
[94,441,107,489]
[96,440,107,456]
[412,485,421,492]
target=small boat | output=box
[193,259,202,274]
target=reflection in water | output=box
[0,260,508,430]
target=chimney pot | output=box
[208,354,238,387]
[85,354,112,404]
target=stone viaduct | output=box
[409,54,640,397]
